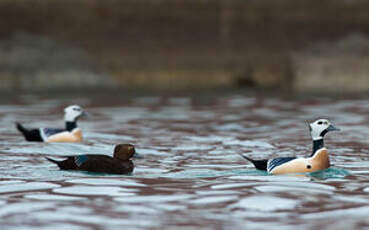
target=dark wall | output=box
[1,0,369,90]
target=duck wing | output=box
[47,154,133,174]
[77,155,133,174]
[46,154,111,170]
[267,157,297,173]
[40,128,66,140]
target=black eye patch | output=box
[317,121,323,125]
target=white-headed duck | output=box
[239,119,340,174]
[16,105,86,142]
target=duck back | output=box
[78,155,134,174]
[47,154,134,175]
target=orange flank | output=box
[46,128,83,143]
[270,148,330,175]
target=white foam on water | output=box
[231,210,291,221]
[114,205,159,214]
[0,180,25,185]
[189,195,239,205]
[362,187,369,192]
[208,149,236,155]
[3,223,90,230]
[84,132,135,141]
[0,202,56,217]
[301,205,369,219]
[30,210,160,227]
[333,195,369,204]
[137,148,170,156]
[134,167,169,175]
[254,184,334,194]
[186,164,245,169]
[211,183,256,190]
[0,155,29,161]
[229,175,310,182]
[153,203,187,212]
[53,186,137,196]
[0,182,60,194]
[186,135,234,143]
[172,144,213,151]
[114,194,194,203]
[161,169,231,178]
[231,196,298,212]
[195,190,241,196]
[24,194,86,201]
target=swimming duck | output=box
[16,105,86,142]
[239,119,340,174]
[46,144,136,174]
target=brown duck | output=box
[46,144,136,174]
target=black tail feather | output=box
[16,122,27,134]
[237,153,268,171]
[16,122,43,142]
[45,157,77,170]
[45,157,61,166]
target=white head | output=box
[309,119,340,141]
[64,105,86,122]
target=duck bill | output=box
[132,152,144,159]
[327,124,340,132]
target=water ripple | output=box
[0,94,368,230]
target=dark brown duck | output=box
[46,144,136,174]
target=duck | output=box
[46,144,136,174]
[16,105,86,142]
[238,119,340,175]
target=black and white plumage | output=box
[239,119,340,174]
[16,105,86,142]
[309,118,340,156]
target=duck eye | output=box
[307,165,312,169]
[317,121,323,125]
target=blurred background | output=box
[1,2,369,230]
[1,0,369,93]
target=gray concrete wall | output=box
[1,0,369,92]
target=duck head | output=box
[309,119,340,141]
[64,105,86,122]
[113,144,136,161]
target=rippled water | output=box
[1,92,369,230]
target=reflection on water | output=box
[0,93,369,229]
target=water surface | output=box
[0,93,369,229]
